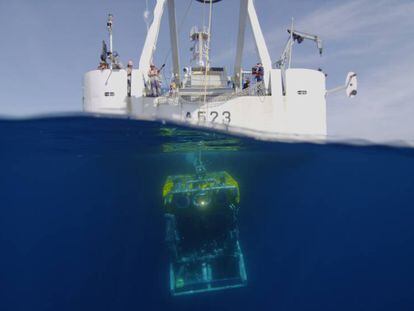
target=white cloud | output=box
[295,0,414,41]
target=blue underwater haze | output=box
[0,116,414,311]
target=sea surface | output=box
[0,116,413,311]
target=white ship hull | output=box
[83,68,327,142]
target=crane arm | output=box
[287,29,323,55]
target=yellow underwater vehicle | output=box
[163,157,247,296]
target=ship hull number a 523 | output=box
[188,111,231,124]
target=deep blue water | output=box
[1,116,414,311]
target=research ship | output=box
[83,0,357,141]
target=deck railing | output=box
[154,81,266,106]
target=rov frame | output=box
[163,171,247,296]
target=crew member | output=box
[252,63,264,95]
[242,78,250,90]
[148,64,161,97]
[252,62,264,83]
[111,51,123,69]
[182,67,190,87]
[98,61,108,70]
[127,60,133,96]
[169,81,177,96]
[127,60,133,75]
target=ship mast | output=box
[190,27,210,68]
[190,0,215,69]
[107,14,114,70]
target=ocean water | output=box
[0,116,413,311]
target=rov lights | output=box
[193,191,212,209]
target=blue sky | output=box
[0,0,413,142]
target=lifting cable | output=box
[202,0,214,111]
